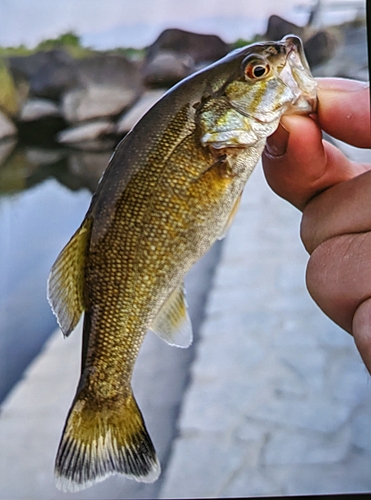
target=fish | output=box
[47,35,317,492]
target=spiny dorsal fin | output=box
[150,284,193,348]
[47,219,92,337]
[218,191,243,240]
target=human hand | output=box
[262,78,371,372]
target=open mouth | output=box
[278,37,318,114]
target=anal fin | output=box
[150,284,193,348]
[47,218,92,337]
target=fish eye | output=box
[244,60,270,80]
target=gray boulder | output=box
[25,147,66,166]
[146,28,229,65]
[0,110,17,140]
[62,85,138,123]
[304,30,337,68]
[8,50,78,101]
[264,15,306,41]
[142,50,194,86]
[143,28,229,86]
[312,23,367,80]
[19,98,61,121]
[69,150,112,191]
[116,89,166,133]
[75,54,141,87]
[30,51,78,100]
[7,51,60,80]
[62,54,142,123]
[57,120,115,144]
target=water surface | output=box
[0,140,109,403]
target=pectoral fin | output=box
[47,219,92,337]
[150,284,193,348]
[218,191,242,240]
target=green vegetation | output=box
[0,31,147,60]
[231,35,260,49]
[106,47,146,60]
[0,31,94,58]
[36,31,81,50]
[0,44,32,57]
[35,31,95,58]
[0,59,18,115]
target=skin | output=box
[262,77,371,373]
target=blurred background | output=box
[0,1,368,499]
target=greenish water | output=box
[0,139,114,403]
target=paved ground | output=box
[160,143,371,498]
[1,141,371,499]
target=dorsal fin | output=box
[150,284,193,348]
[47,219,92,337]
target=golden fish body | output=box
[48,35,317,491]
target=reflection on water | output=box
[0,139,116,403]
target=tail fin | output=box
[55,391,160,492]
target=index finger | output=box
[316,78,370,148]
[262,78,370,210]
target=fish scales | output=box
[48,35,317,491]
[85,107,202,373]
[86,103,244,380]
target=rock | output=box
[116,89,167,133]
[8,51,62,80]
[19,98,61,121]
[304,30,337,68]
[264,15,305,41]
[143,29,228,86]
[62,54,142,122]
[8,50,78,101]
[146,28,229,66]
[311,23,367,79]
[62,85,139,123]
[142,50,194,86]
[17,100,67,144]
[0,110,17,140]
[0,59,18,116]
[57,120,115,144]
[30,51,78,101]
[25,147,66,166]
[76,54,141,87]
[68,150,112,191]
[63,139,116,152]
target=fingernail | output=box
[265,123,289,157]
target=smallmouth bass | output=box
[48,35,317,491]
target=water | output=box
[0,140,110,403]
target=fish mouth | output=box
[279,35,317,114]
